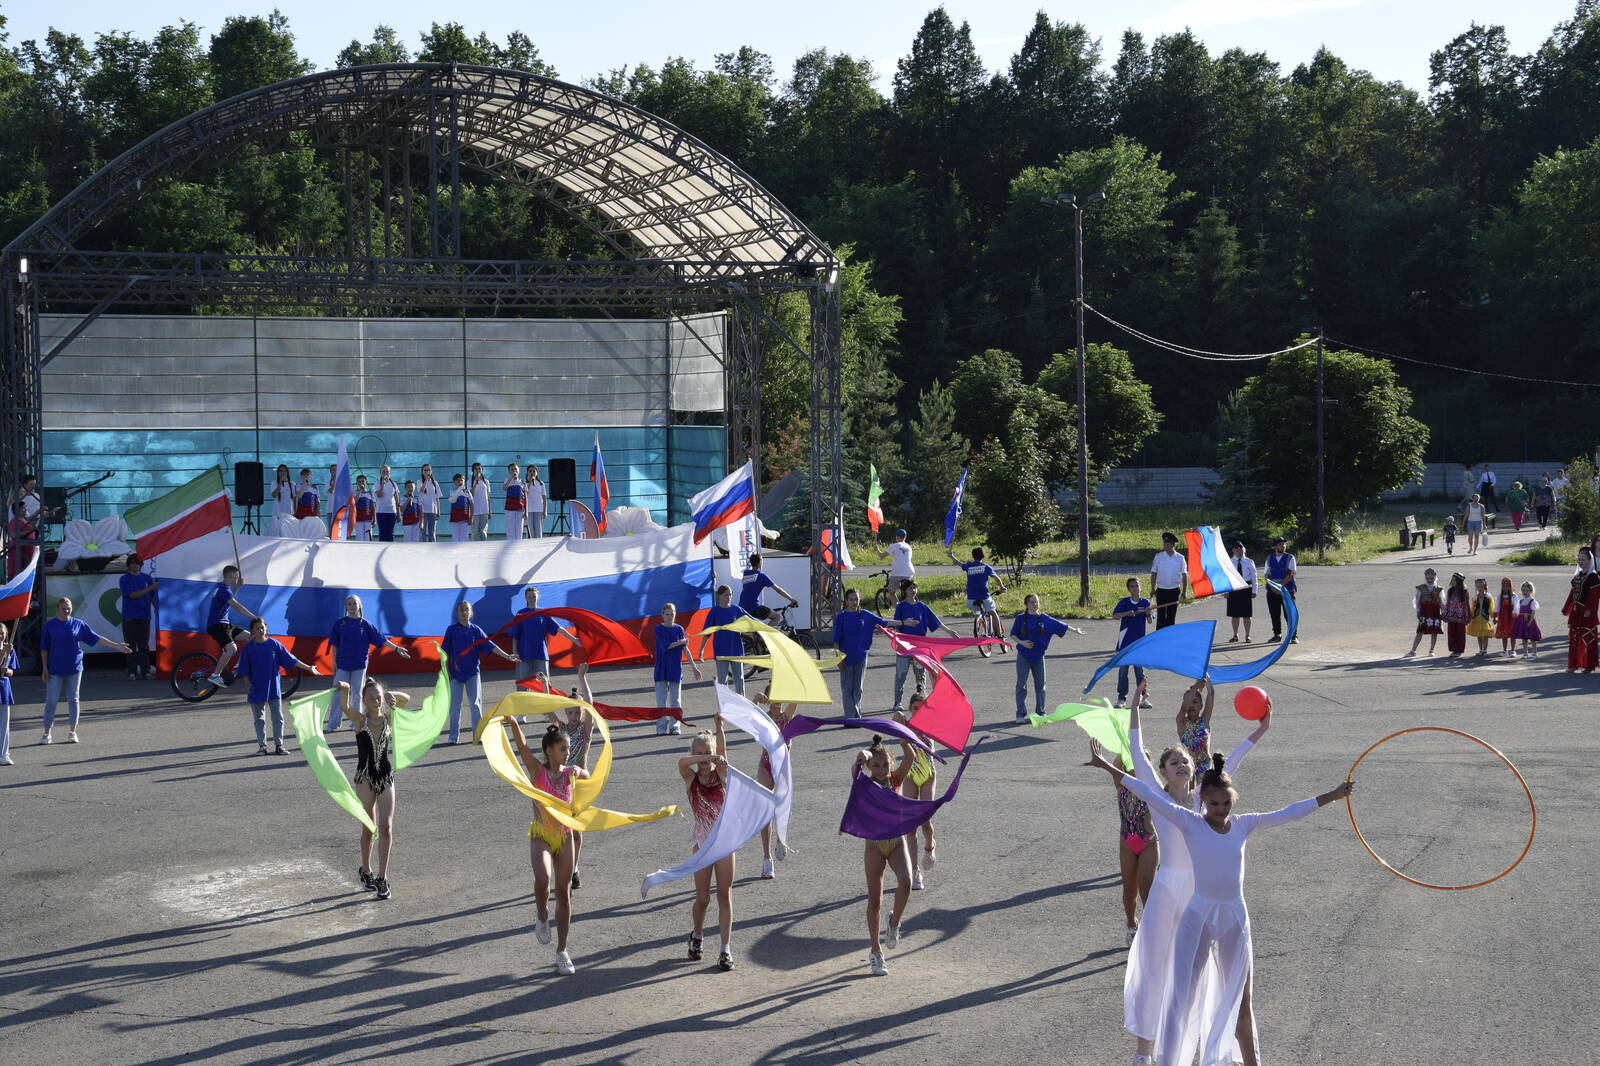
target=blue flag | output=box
[944,467,968,547]
[1083,580,1298,691]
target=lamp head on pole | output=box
[1056,193,1076,205]
[1086,191,1106,206]
[1038,196,1056,206]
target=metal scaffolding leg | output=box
[808,282,843,628]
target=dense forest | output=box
[3,5,1598,484]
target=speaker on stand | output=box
[235,461,265,534]
[547,457,576,536]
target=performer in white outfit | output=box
[1089,735,1352,1066]
[503,463,527,541]
[1120,685,1269,1065]
[526,469,547,539]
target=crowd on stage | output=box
[269,461,551,542]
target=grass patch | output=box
[1501,539,1582,566]
[843,573,1133,621]
[876,503,1449,571]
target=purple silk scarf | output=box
[838,737,986,840]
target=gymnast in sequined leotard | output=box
[677,715,736,971]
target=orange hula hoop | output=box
[1346,726,1535,891]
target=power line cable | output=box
[1083,303,1318,361]
[1325,336,1600,390]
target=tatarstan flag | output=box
[125,467,232,558]
[866,464,883,533]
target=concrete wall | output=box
[1091,463,1570,506]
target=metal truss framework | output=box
[1,63,845,624]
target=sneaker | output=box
[128,670,138,680]
[1133,1055,1156,1065]
[911,870,925,891]
[1014,712,1028,723]
[359,868,375,891]
[1126,925,1138,946]
[534,918,552,945]
[272,745,288,755]
[1227,636,1239,643]
[1138,698,1153,710]
[256,745,268,756]
[1113,699,1127,708]
[555,951,575,976]
[373,877,391,900]
[885,923,900,949]
[570,869,581,891]
[40,733,51,745]
[924,844,937,869]
[759,858,774,879]
[868,950,888,976]
[718,949,734,972]
[670,721,682,735]
[687,933,703,961]
[206,674,227,687]
[67,731,79,744]
[0,754,13,766]
[655,720,667,736]
[773,840,788,861]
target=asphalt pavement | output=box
[2,560,1594,1065]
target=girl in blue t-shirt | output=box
[700,584,750,696]
[652,602,702,735]
[831,588,893,718]
[441,600,518,743]
[890,580,949,711]
[1009,593,1082,721]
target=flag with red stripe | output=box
[1183,526,1248,598]
[124,467,232,559]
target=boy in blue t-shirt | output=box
[1442,516,1459,556]
[947,546,1006,614]
[118,554,158,680]
[1111,577,1154,709]
[206,565,261,687]
[235,617,320,755]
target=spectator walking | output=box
[1505,482,1530,533]
[1463,494,1488,555]
[1534,476,1555,531]
[1477,465,1498,510]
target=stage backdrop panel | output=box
[40,313,727,527]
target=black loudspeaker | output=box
[40,486,67,521]
[234,461,265,507]
[548,458,577,502]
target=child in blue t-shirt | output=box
[0,620,16,765]
[235,617,320,754]
[1442,516,1459,556]
[653,602,702,735]
[1112,577,1154,709]
[891,580,947,711]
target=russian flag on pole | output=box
[591,434,610,534]
[327,436,355,541]
[0,550,38,622]
[689,462,755,545]
[1183,525,1249,598]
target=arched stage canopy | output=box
[2,63,844,617]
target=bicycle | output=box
[170,648,302,704]
[740,602,820,678]
[970,597,1008,658]
[863,569,896,615]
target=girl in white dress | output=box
[270,464,294,521]
[417,465,443,542]
[1088,735,1352,1066]
[1114,682,1270,1066]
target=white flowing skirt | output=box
[1158,896,1253,1066]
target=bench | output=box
[1400,515,1435,548]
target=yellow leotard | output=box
[905,748,934,789]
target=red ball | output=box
[1234,685,1271,721]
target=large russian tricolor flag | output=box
[146,523,715,676]
[0,550,38,622]
[689,462,755,545]
[1183,525,1249,598]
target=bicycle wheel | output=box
[874,585,894,615]
[990,612,1009,655]
[282,669,303,700]
[171,652,220,703]
[787,626,819,658]
[974,614,994,658]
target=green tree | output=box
[209,12,309,100]
[969,408,1061,579]
[1557,458,1600,543]
[1429,23,1527,210]
[337,26,411,67]
[1037,342,1162,484]
[1224,343,1428,539]
[949,349,1076,492]
[905,381,969,539]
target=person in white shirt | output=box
[875,528,915,604]
[1477,465,1498,510]
[526,468,548,539]
[373,464,400,542]
[417,464,443,542]
[503,462,527,541]
[1552,468,1570,520]
[469,463,492,541]
[270,464,294,521]
[1149,532,1189,629]
[1225,541,1258,642]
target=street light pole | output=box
[1315,327,1326,564]
[1041,190,1105,607]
